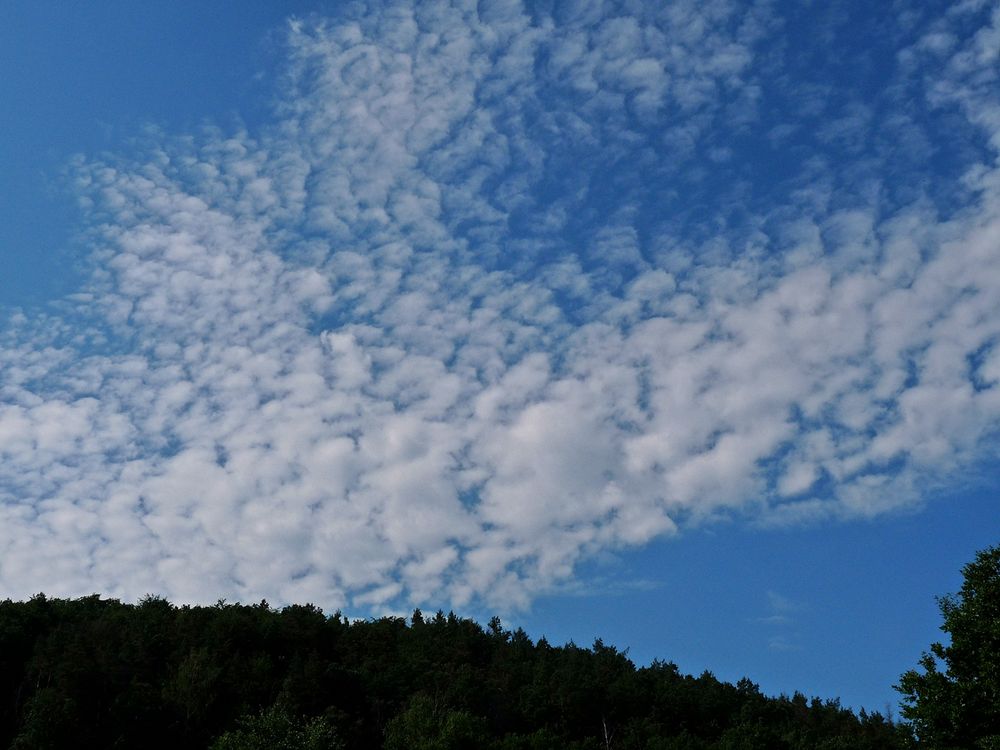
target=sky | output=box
[1,0,998,715]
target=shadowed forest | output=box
[0,595,914,749]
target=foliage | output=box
[897,544,1000,748]
[210,705,342,750]
[384,693,491,750]
[0,594,915,749]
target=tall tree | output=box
[897,544,1000,748]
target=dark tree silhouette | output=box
[897,544,1000,749]
[0,595,914,748]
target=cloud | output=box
[757,591,803,651]
[0,0,999,611]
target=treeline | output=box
[0,595,912,749]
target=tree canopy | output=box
[897,544,1000,749]
[0,594,913,749]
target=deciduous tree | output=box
[897,544,1000,748]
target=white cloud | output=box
[0,0,998,611]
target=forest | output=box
[0,543,995,748]
[0,594,913,749]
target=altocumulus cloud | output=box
[1,0,999,610]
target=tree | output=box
[209,705,343,750]
[896,544,1000,748]
[384,693,491,750]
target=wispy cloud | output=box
[768,636,803,654]
[0,0,998,611]
[753,591,794,626]
[756,590,803,651]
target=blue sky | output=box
[1,0,998,714]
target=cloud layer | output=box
[1,0,999,610]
